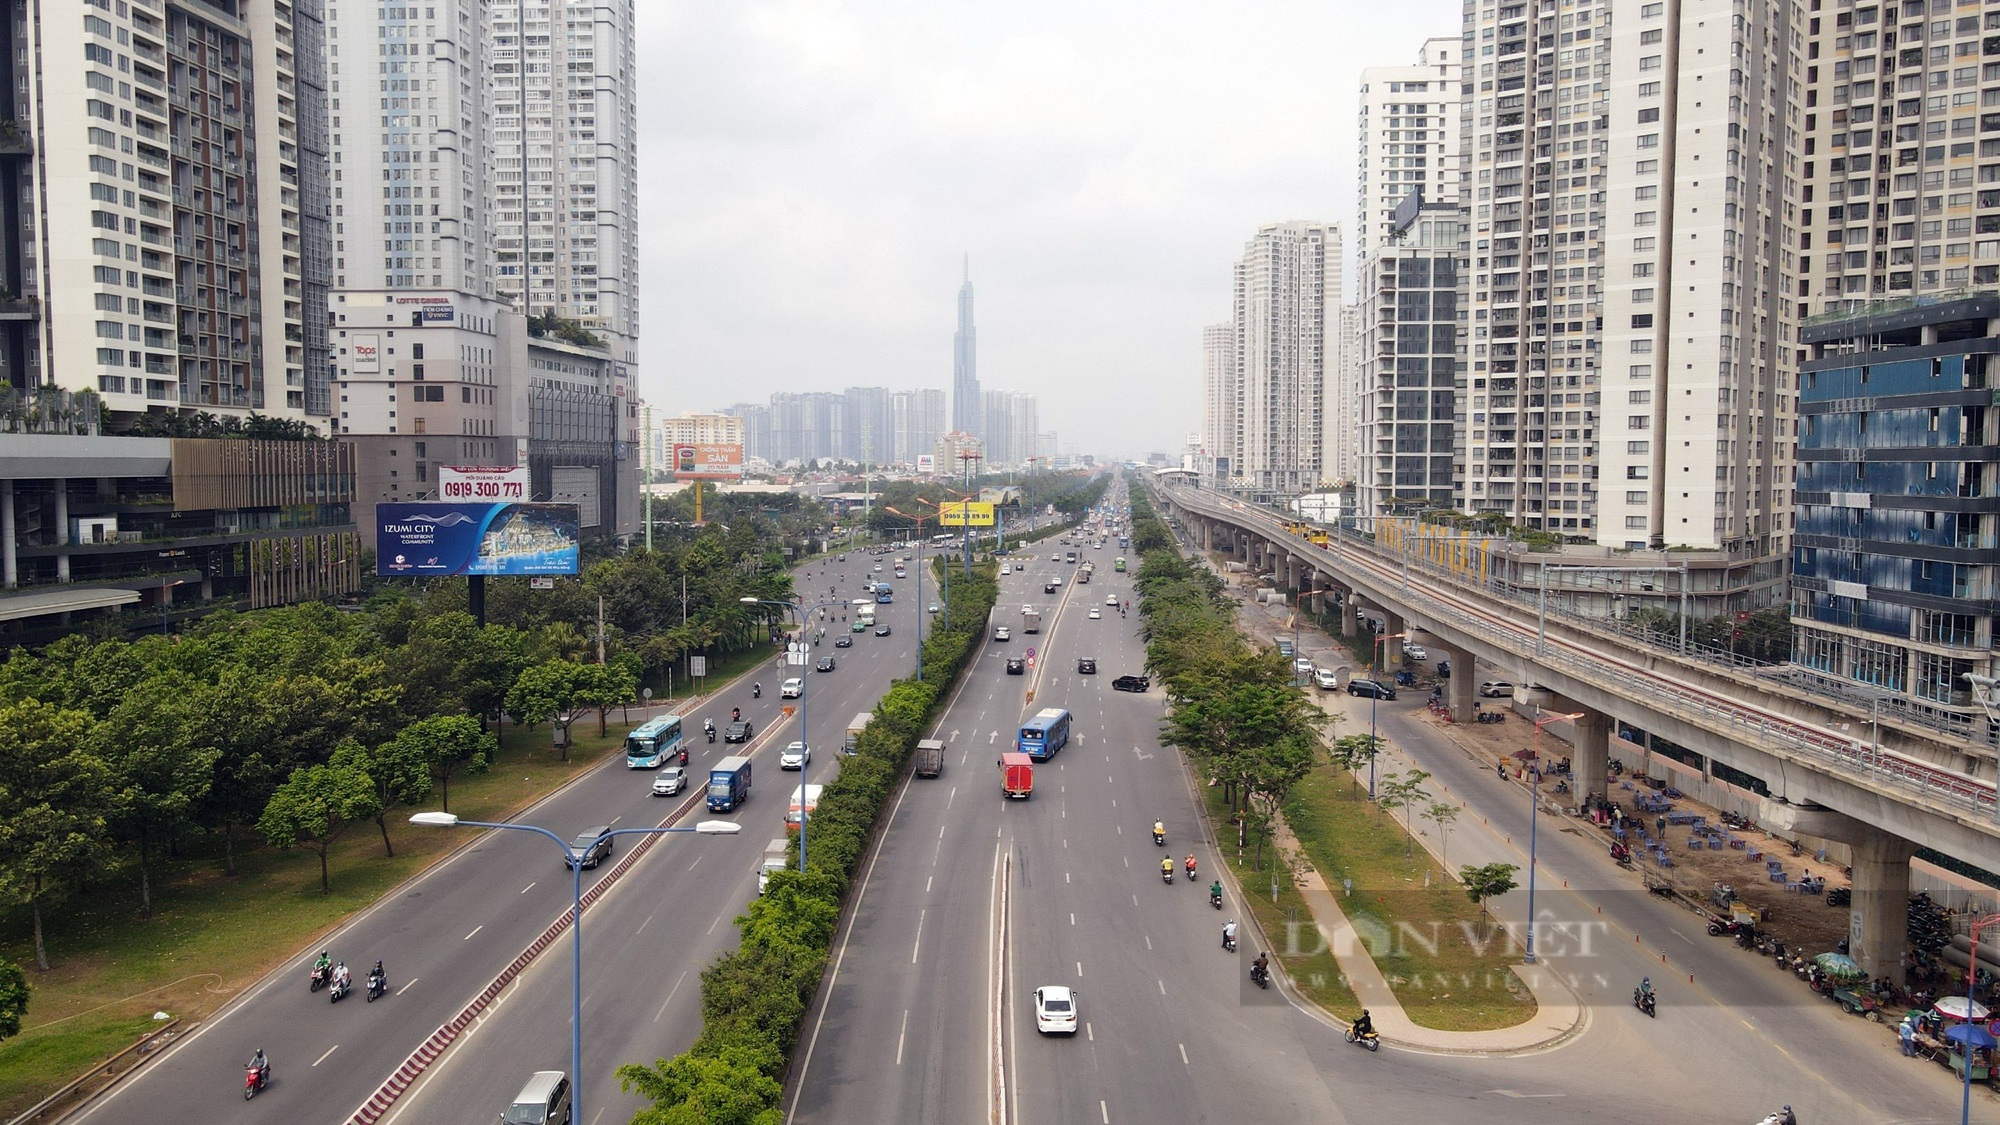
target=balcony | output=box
[0,120,32,157]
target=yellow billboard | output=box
[939,501,996,527]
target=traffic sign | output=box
[1027,656,1036,669]
[1025,647,1037,659]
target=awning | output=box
[0,586,144,623]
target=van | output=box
[758,838,790,895]
[786,783,824,827]
[846,712,872,754]
[501,1071,572,1125]
[914,738,946,778]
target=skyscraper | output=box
[891,388,948,466]
[1201,322,1238,486]
[1356,38,1462,263]
[1232,221,1340,494]
[952,259,982,437]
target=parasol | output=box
[1933,995,1992,1021]
[1943,1022,1999,1049]
[1813,952,1866,982]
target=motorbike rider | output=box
[703,717,716,735]
[1352,1009,1375,1039]
[332,961,351,992]
[1639,976,1653,998]
[1209,878,1223,903]
[732,707,741,723]
[1161,856,1175,879]
[1222,919,1238,949]
[313,949,331,979]
[369,960,385,990]
[1251,952,1270,979]
[1775,1107,1796,1125]
[1184,853,1197,878]
[1152,819,1165,842]
[248,1047,270,1085]
[752,682,762,698]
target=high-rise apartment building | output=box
[1329,302,1365,487]
[891,388,947,466]
[14,0,328,422]
[981,389,1040,467]
[1357,37,1463,262]
[952,262,981,438]
[489,0,638,353]
[1201,321,1237,485]
[1231,221,1339,494]
[1802,1,1998,309]
[325,0,494,297]
[1358,207,1462,517]
[1598,0,1800,554]
[659,411,745,450]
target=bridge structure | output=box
[1154,483,1999,984]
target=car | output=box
[1106,594,1120,606]
[1293,657,1316,676]
[1051,576,1063,587]
[929,603,940,614]
[1044,582,1058,594]
[851,620,869,633]
[1088,607,1101,619]
[781,678,804,699]
[781,741,811,770]
[1000,565,1012,575]
[816,656,836,672]
[1033,985,1078,1035]
[1478,681,1515,698]
[725,720,754,742]
[875,624,891,636]
[1112,674,1150,693]
[565,826,612,869]
[873,564,883,572]
[834,634,853,648]
[1022,604,1034,614]
[1346,679,1397,700]
[1006,657,1026,675]
[651,765,687,797]
[1314,668,1341,691]
[1077,657,1097,674]
[1403,643,1430,662]
[1050,553,1062,561]
[994,626,1011,642]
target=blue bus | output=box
[625,715,684,768]
[1017,708,1072,761]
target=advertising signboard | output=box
[438,465,528,502]
[673,442,744,480]
[351,333,382,374]
[938,501,996,527]
[376,502,580,576]
[916,454,936,474]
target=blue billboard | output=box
[375,502,580,577]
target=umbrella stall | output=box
[1905,1001,2000,1083]
[1939,1021,1997,1084]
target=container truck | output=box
[1000,751,1034,799]
[707,755,752,812]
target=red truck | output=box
[1000,752,1034,799]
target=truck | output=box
[785,783,824,828]
[914,738,946,778]
[1077,565,1093,584]
[1022,608,1043,634]
[846,711,872,754]
[1000,751,1034,799]
[757,838,789,895]
[707,755,752,812]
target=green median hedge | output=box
[617,559,1000,1125]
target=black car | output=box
[1111,674,1149,693]
[565,826,613,869]
[1077,658,1097,674]
[834,635,853,648]
[1043,582,1058,594]
[724,719,754,742]
[875,624,892,637]
[1006,657,1026,675]
[816,656,836,672]
[1346,679,1397,700]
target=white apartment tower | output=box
[490,0,639,354]
[1201,321,1237,485]
[1232,221,1340,495]
[325,0,495,297]
[1460,0,1613,535]
[1598,0,1801,554]
[1357,37,1464,262]
[16,0,329,422]
[1801,1,1998,308]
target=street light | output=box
[407,812,739,1124]
[1367,631,1407,800]
[1521,710,1584,965]
[741,595,844,875]
[1954,912,2000,1123]
[885,505,938,671]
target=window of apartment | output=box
[1629,415,1650,430]
[1628,441,1651,454]
[1626,515,1649,529]
[1640,29,1663,44]
[1633,288,1656,303]
[1641,1,1662,15]
[1630,364,1653,379]
[1633,236,1656,251]
[1635,159,1659,175]
[1638,82,1661,97]
[1640,54,1662,71]
[1635,185,1658,201]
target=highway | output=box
[69,548,927,1125]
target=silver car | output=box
[651,765,687,797]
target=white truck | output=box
[1022,608,1043,634]
[757,838,789,895]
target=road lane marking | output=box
[1077,961,1083,977]
[463,925,482,941]
[396,977,417,995]
[948,786,958,808]
[520,882,535,894]
[1178,1043,1189,1066]
[897,1008,910,1065]
[312,1045,339,1067]
[1144,935,1151,950]
[1157,980,1166,995]
[1100,1099,1109,1123]
[1086,1022,1094,1041]
[707,915,722,935]
[686,856,701,872]
[1070,913,1075,925]
[636,913,653,935]
[926,876,933,893]
[590,1108,607,1125]
[1066,872,1071,883]
[608,816,622,827]
[912,908,927,963]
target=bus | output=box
[1017,707,1072,761]
[625,715,684,769]
[930,533,956,549]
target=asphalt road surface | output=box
[69,549,924,1125]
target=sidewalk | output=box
[1207,562,1587,1054]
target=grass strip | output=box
[1200,785,1359,1014]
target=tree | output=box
[334,739,431,858]
[0,958,27,1039]
[257,746,383,893]
[505,659,598,760]
[1377,769,1433,856]
[1241,733,1321,870]
[385,715,491,812]
[1459,862,1519,918]
[0,700,115,969]
[96,673,219,916]
[1421,801,1461,867]
[585,655,641,737]
[617,1043,782,1125]
[1329,734,1383,799]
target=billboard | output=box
[916,454,936,474]
[938,501,996,527]
[376,502,580,576]
[351,333,382,374]
[439,465,528,502]
[673,442,744,480]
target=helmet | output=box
[1361,1009,1369,1017]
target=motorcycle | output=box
[752,684,762,699]
[1223,926,1238,953]
[308,964,329,992]
[1249,962,1271,989]
[1344,1026,1381,1052]
[244,1062,270,1100]
[1633,987,1656,1018]
[366,971,387,1003]
[1210,889,1224,910]
[1162,866,1175,884]
[329,974,351,1003]
[706,728,716,744]
[1152,828,1165,846]
[1609,843,1633,868]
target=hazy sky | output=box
[636,0,1460,459]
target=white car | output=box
[1403,644,1430,661]
[1106,594,1120,606]
[651,765,687,796]
[1033,985,1078,1035]
[781,741,811,770]
[1314,668,1341,691]
[1293,657,1315,676]
[1478,681,1515,698]
[1001,565,1012,575]
[1088,607,1101,619]
[994,626,1011,642]
[781,678,804,699]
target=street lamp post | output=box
[1367,631,1407,799]
[407,813,739,1124]
[742,596,843,874]
[1959,912,2000,1124]
[1522,710,1584,965]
